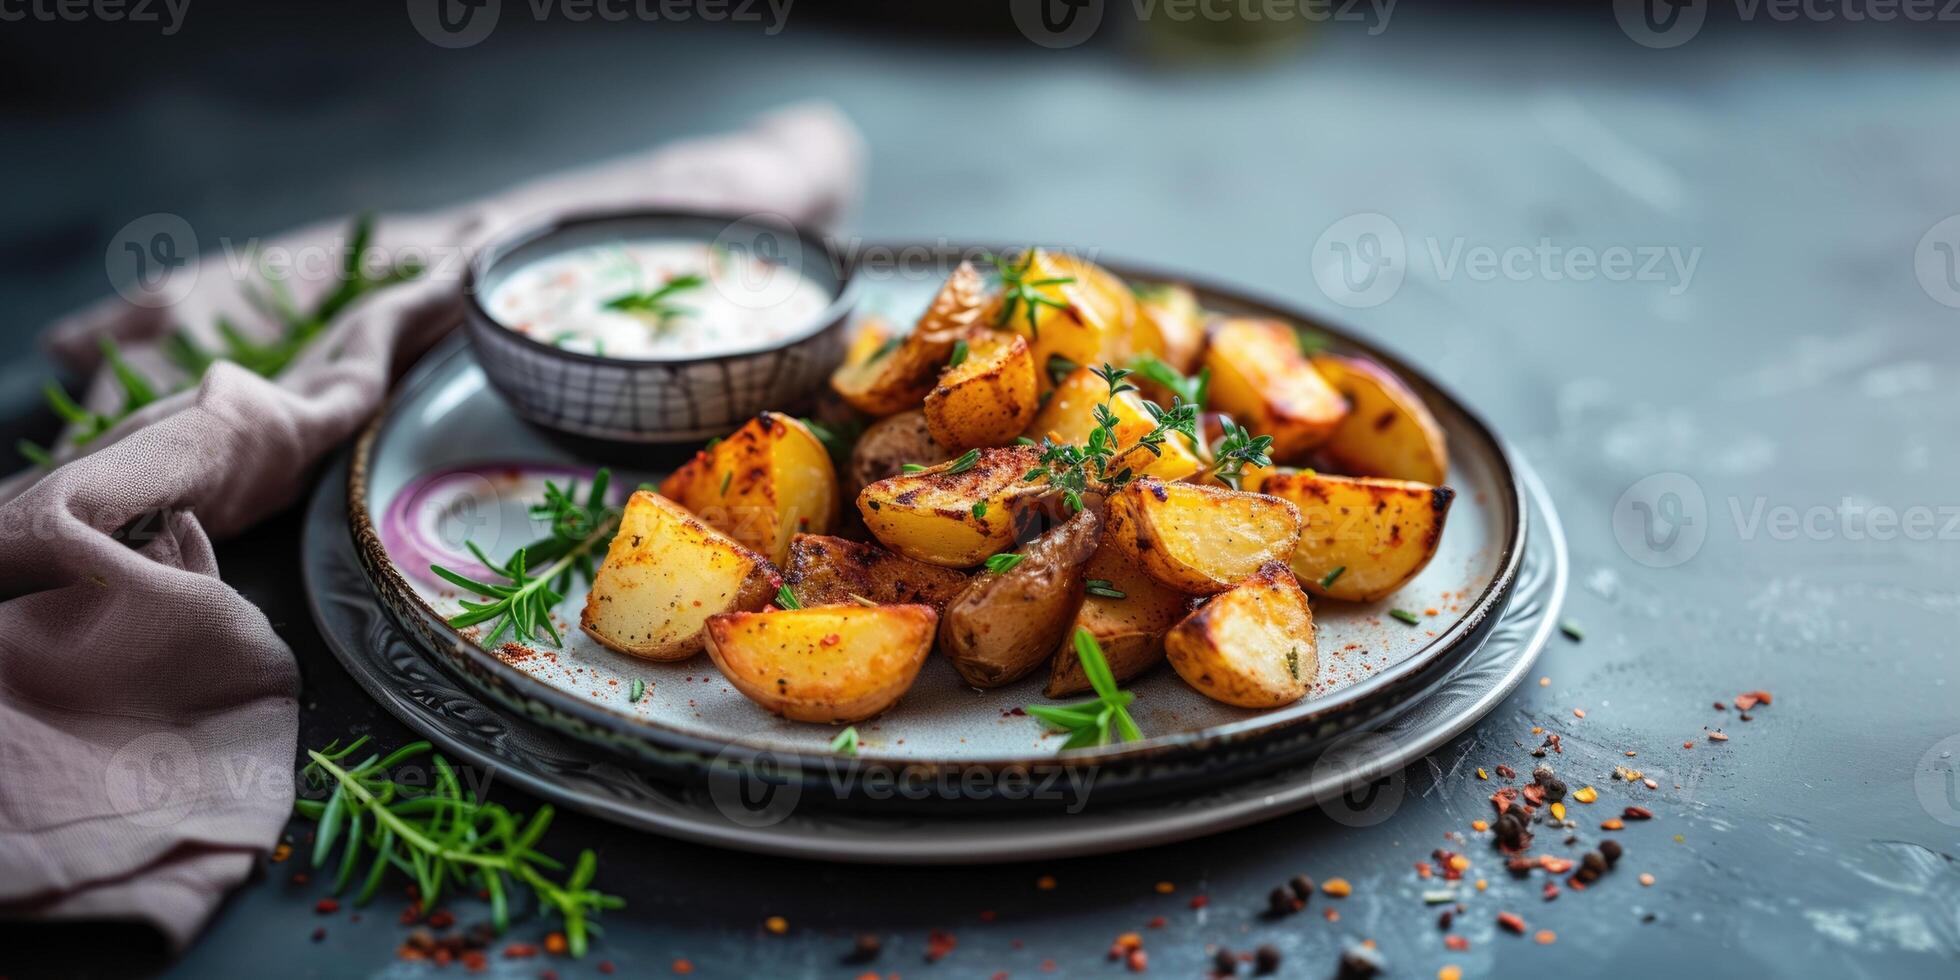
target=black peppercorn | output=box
[1213,947,1239,975]
[1289,874,1314,902]
[846,934,882,964]
[1254,943,1282,975]
[1267,886,1297,916]
[1600,839,1624,866]
[1582,851,1609,877]
[1338,943,1385,979]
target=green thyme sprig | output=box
[23,214,422,467]
[775,584,803,610]
[295,737,622,956]
[1208,417,1275,491]
[1026,629,1144,750]
[1021,364,1199,512]
[989,249,1074,338]
[602,273,705,332]
[431,470,620,648]
[1128,352,1209,408]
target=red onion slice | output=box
[379,462,612,586]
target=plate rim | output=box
[344,252,1528,772]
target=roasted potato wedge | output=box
[705,604,937,723]
[1106,478,1303,595]
[1205,318,1348,461]
[857,445,1050,567]
[783,533,971,611]
[848,410,949,497]
[1129,282,1206,374]
[940,510,1100,688]
[924,330,1039,451]
[830,263,987,415]
[1258,471,1454,602]
[1309,353,1449,485]
[1165,561,1317,708]
[1046,529,1192,697]
[988,249,1132,386]
[659,412,837,565]
[1027,366,1203,482]
[581,490,780,660]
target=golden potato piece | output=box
[1165,561,1316,708]
[659,412,837,565]
[1309,353,1449,485]
[1106,478,1302,595]
[1258,471,1454,602]
[857,445,1050,567]
[782,533,971,611]
[1027,366,1202,482]
[830,263,987,415]
[939,510,1100,688]
[705,604,937,723]
[924,331,1039,451]
[581,490,780,661]
[987,249,1131,387]
[1129,282,1206,374]
[847,410,949,498]
[1046,528,1192,697]
[1205,318,1348,461]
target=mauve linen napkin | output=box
[0,103,863,948]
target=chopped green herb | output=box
[990,249,1075,337]
[1559,619,1584,642]
[830,727,859,756]
[1046,354,1080,386]
[1024,629,1144,751]
[944,448,982,475]
[1286,646,1300,679]
[602,273,705,328]
[901,463,928,474]
[1389,608,1422,626]
[1128,352,1208,407]
[984,553,1026,575]
[1084,579,1126,600]
[627,678,646,703]
[1319,566,1347,589]
[775,585,802,610]
[867,334,903,363]
[1015,436,1037,447]
[1296,329,1330,357]
[719,471,732,496]
[430,470,621,648]
[948,339,969,368]
[972,500,988,518]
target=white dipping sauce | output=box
[486,240,831,359]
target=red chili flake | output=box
[597,961,616,974]
[1041,959,1058,972]
[544,933,569,955]
[672,960,694,975]
[1324,907,1341,922]
[1127,948,1148,972]
[1495,764,1517,780]
[925,929,958,963]
[1713,701,1727,710]
[314,899,340,915]
[994,973,1009,980]
[820,633,841,647]
[1733,691,1772,711]
[399,902,422,924]
[1538,856,1574,875]
[1416,862,1434,879]
[1497,912,1526,934]
[1521,783,1547,806]
[504,944,541,959]
[1490,787,1520,814]
[979,909,998,923]
[427,908,456,929]
[461,951,488,972]
[311,927,326,942]
[1146,916,1167,929]
[292,873,310,885]
[1188,894,1209,910]
[1542,882,1560,901]
[1444,935,1470,952]
[1624,806,1654,820]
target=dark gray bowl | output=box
[463,209,857,443]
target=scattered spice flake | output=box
[1127,949,1147,972]
[1474,879,1488,891]
[979,909,997,923]
[1538,676,1550,687]
[271,842,292,863]
[1573,708,1586,719]
[1447,855,1470,873]
[1109,932,1143,956]
[1495,764,1517,780]
[1497,912,1526,935]
[1639,873,1656,887]
[1538,856,1574,875]
[1471,820,1489,833]
[314,899,340,915]
[765,916,788,935]
[1571,786,1598,804]
[1035,874,1057,891]
[1324,908,1340,922]
[1558,619,1584,641]
[1441,966,1463,980]
[924,929,958,963]
[1535,929,1557,945]
[1601,819,1625,831]
[1732,690,1772,711]
[672,959,694,975]
[1444,935,1470,951]
[545,933,569,955]
[1643,778,1659,790]
[598,961,616,974]
[1549,802,1567,822]
[1321,878,1353,897]
[1154,880,1175,894]
[1146,915,1167,929]
[1709,731,1730,742]
[1684,740,1696,749]
[1188,894,1209,909]
[1476,767,1488,781]
[1614,765,1643,782]
[504,944,540,959]
[1623,806,1654,820]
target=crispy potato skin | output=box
[1027,367,1203,481]
[705,604,937,723]
[857,445,1049,567]
[1130,282,1206,374]
[783,533,971,611]
[1106,478,1303,595]
[659,412,838,565]
[1165,560,1317,708]
[924,331,1039,451]
[1309,353,1449,485]
[1205,318,1348,461]
[1259,471,1454,602]
[989,249,1133,388]
[940,511,1100,688]
[831,263,988,415]
[848,410,949,498]
[1045,528,1192,697]
[581,491,780,661]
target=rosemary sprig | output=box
[1128,352,1209,408]
[295,737,622,956]
[830,727,859,755]
[989,249,1075,338]
[430,470,620,648]
[775,584,803,610]
[799,416,864,465]
[1026,629,1144,750]
[984,553,1026,574]
[602,273,705,331]
[24,213,422,466]
[1208,417,1275,491]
